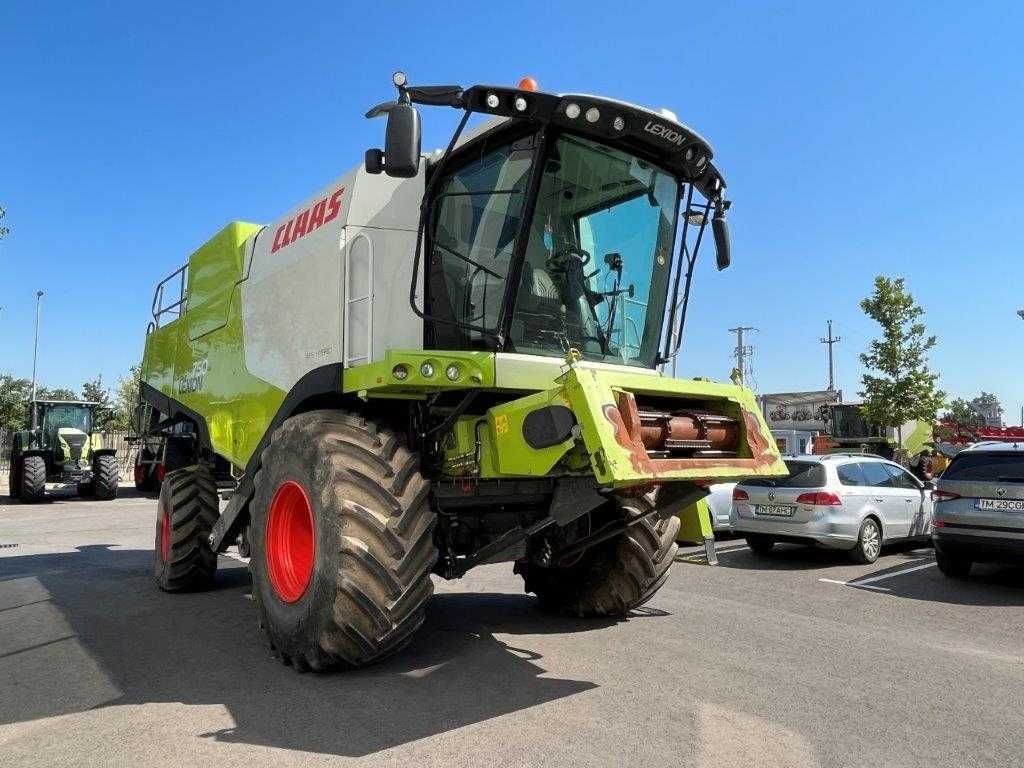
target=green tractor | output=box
[7,399,119,503]
[139,73,787,671]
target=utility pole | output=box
[820,319,841,392]
[30,290,44,430]
[729,326,757,387]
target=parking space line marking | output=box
[818,578,890,592]
[850,561,936,586]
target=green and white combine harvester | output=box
[8,400,119,502]
[138,73,787,671]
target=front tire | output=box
[250,411,437,672]
[91,454,119,500]
[153,466,219,591]
[18,456,46,503]
[8,458,22,499]
[517,491,680,617]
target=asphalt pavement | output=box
[1,488,1022,768]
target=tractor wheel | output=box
[92,454,119,500]
[516,491,680,617]
[153,466,219,591]
[8,458,22,499]
[18,456,47,503]
[249,410,437,672]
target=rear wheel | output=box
[250,410,437,671]
[746,535,776,554]
[153,466,219,591]
[91,454,119,500]
[850,517,882,564]
[517,491,680,617]
[8,458,22,498]
[936,551,972,579]
[18,456,46,503]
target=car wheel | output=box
[850,518,882,564]
[745,535,775,555]
[936,551,972,579]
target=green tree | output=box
[858,276,945,446]
[941,397,978,424]
[0,205,9,240]
[81,375,115,431]
[0,374,32,431]
[112,364,141,430]
[37,386,79,401]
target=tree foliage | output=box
[81,375,116,430]
[112,365,141,430]
[858,276,945,438]
[0,374,32,431]
[0,205,9,240]
[941,397,978,424]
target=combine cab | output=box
[138,72,787,671]
[8,400,119,502]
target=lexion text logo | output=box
[271,187,345,253]
[643,121,687,147]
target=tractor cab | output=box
[31,400,97,470]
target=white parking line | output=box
[818,578,890,592]
[818,559,937,592]
[850,561,936,585]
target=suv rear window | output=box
[942,452,1024,482]
[745,460,826,488]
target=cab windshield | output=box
[509,135,679,367]
[426,132,679,367]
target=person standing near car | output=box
[911,448,935,482]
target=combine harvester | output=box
[138,73,786,671]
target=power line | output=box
[820,319,842,391]
[728,326,757,388]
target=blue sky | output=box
[2,2,1022,418]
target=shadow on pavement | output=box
[854,559,1024,606]
[0,544,603,756]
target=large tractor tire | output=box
[153,466,219,591]
[249,410,437,672]
[92,453,119,500]
[18,455,47,504]
[517,491,680,617]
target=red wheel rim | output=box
[265,480,315,603]
[159,500,171,562]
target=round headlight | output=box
[392,71,407,87]
[585,107,600,123]
[514,96,528,112]
[445,364,461,381]
[613,116,625,131]
[392,364,409,381]
[485,93,500,109]
[420,362,435,378]
[565,102,581,119]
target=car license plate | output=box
[756,504,796,517]
[977,498,1024,511]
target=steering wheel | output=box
[546,246,591,273]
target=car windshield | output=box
[942,452,1024,482]
[508,135,679,367]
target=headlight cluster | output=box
[563,101,626,132]
[390,358,476,384]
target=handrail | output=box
[151,263,188,327]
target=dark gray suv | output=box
[932,442,1024,578]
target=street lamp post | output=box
[30,290,44,430]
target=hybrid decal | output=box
[271,187,345,253]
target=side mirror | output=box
[384,103,421,178]
[712,210,731,271]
